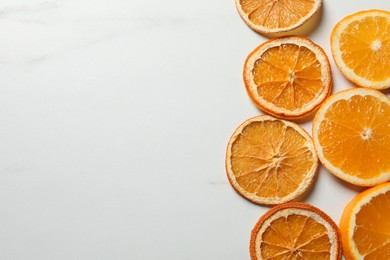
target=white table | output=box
[0,0,389,259]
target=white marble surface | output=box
[0,0,389,259]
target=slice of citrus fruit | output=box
[313,88,390,186]
[250,202,342,260]
[244,36,332,120]
[340,182,390,259]
[235,0,322,37]
[225,115,318,205]
[331,10,390,90]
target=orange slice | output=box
[340,182,390,259]
[244,36,332,120]
[250,202,342,260]
[235,0,322,37]
[313,88,390,186]
[331,10,390,90]
[225,115,318,205]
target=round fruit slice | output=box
[313,88,390,186]
[244,36,332,120]
[225,115,318,205]
[235,0,322,37]
[331,10,390,90]
[250,202,342,260]
[340,182,390,259]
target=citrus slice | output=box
[235,0,322,37]
[250,202,342,260]
[340,182,390,259]
[313,88,390,186]
[331,10,390,90]
[244,36,332,120]
[225,115,318,205]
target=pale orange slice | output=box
[340,182,390,259]
[250,202,342,260]
[225,115,318,205]
[313,88,390,186]
[331,10,390,90]
[244,36,332,120]
[235,0,322,37]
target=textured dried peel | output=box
[226,115,318,205]
[250,202,342,260]
[236,0,322,36]
[241,0,314,29]
[244,36,332,119]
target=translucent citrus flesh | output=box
[231,120,314,198]
[252,44,323,110]
[339,15,390,81]
[318,95,390,179]
[353,190,390,258]
[261,214,331,259]
[240,0,315,29]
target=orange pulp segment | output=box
[331,10,390,89]
[340,182,390,259]
[313,88,390,186]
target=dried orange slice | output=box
[313,88,390,186]
[225,115,318,205]
[244,36,332,120]
[250,202,342,260]
[331,10,390,90]
[235,0,322,37]
[340,182,390,259]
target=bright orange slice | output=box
[340,182,390,259]
[313,88,390,186]
[235,0,322,37]
[331,10,390,90]
[244,36,332,120]
[250,202,342,260]
[225,115,318,205]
